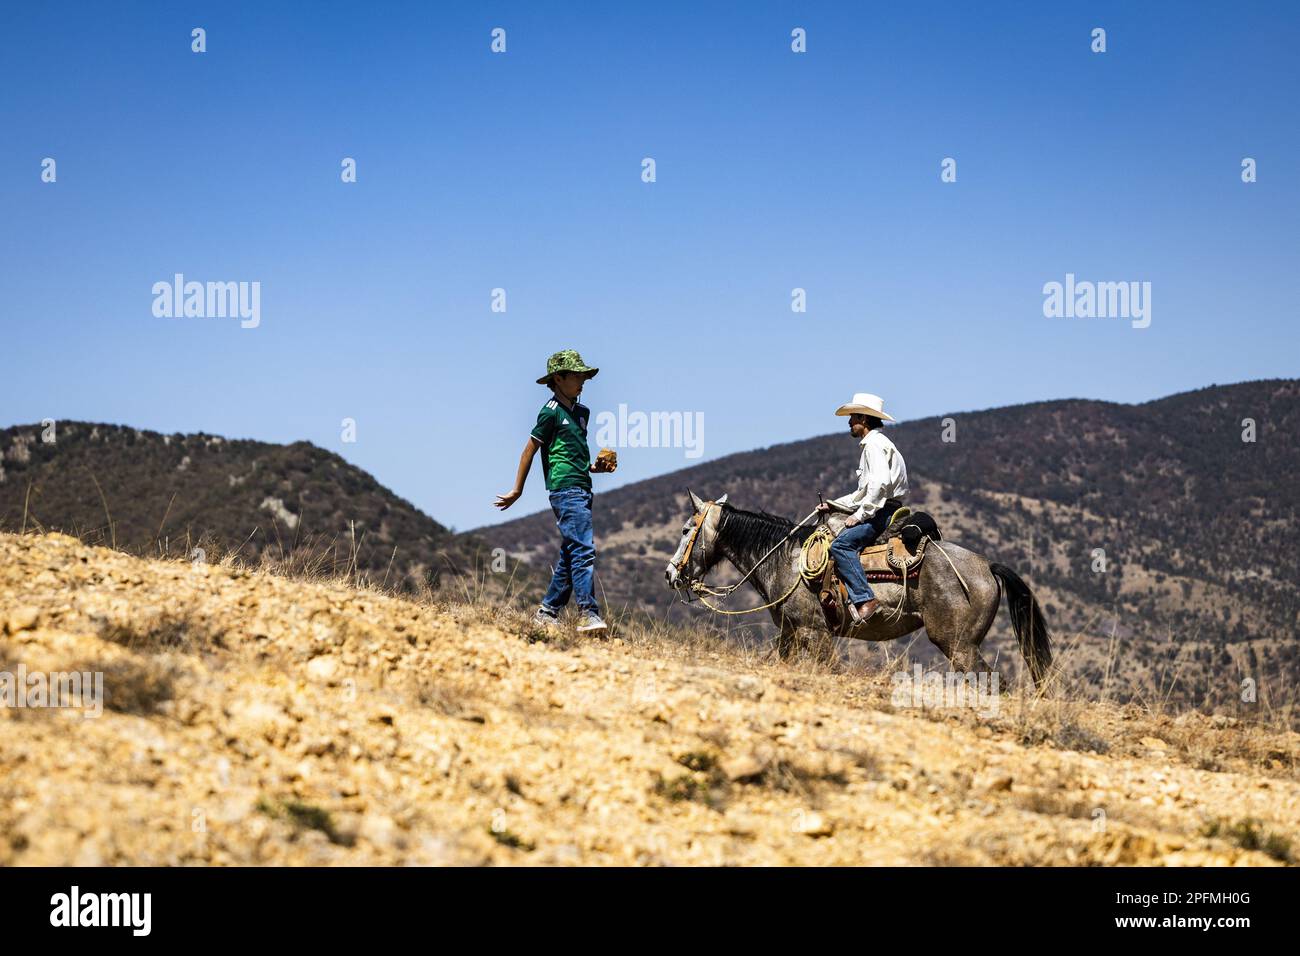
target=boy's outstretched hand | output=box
[494,489,522,510]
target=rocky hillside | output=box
[480,380,1300,711]
[0,422,522,599]
[0,532,1296,865]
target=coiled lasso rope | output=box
[799,527,835,581]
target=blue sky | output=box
[2,2,1296,530]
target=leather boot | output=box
[850,599,880,626]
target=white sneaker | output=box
[532,607,560,630]
[576,612,608,634]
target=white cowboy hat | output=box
[834,392,896,421]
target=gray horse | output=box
[664,491,1052,684]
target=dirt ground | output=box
[1,532,1296,865]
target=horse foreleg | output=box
[776,622,839,668]
[777,622,799,661]
[806,628,841,669]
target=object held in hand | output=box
[596,447,618,472]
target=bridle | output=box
[673,501,718,580]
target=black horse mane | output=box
[717,503,816,557]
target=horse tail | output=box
[989,563,1052,685]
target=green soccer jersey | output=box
[531,397,593,492]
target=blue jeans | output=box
[830,501,902,605]
[540,487,598,614]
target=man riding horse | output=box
[664,390,1052,685]
[816,392,908,628]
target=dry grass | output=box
[1200,817,1293,864]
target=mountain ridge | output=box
[0,421,518,597]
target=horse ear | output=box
[715,493,728,506]
[687,489,704,512]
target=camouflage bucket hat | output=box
[536,349,599,385]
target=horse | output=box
[664,490,1052,684]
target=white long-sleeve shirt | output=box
[831,428,909,521]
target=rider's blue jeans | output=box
[830,501,902,605]
[540,487,599,614]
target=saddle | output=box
[800,509,942,636]
[885,511,942,554]
[859,536,925,578]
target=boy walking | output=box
[495,350,615,633]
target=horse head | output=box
[665,489,728,590]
